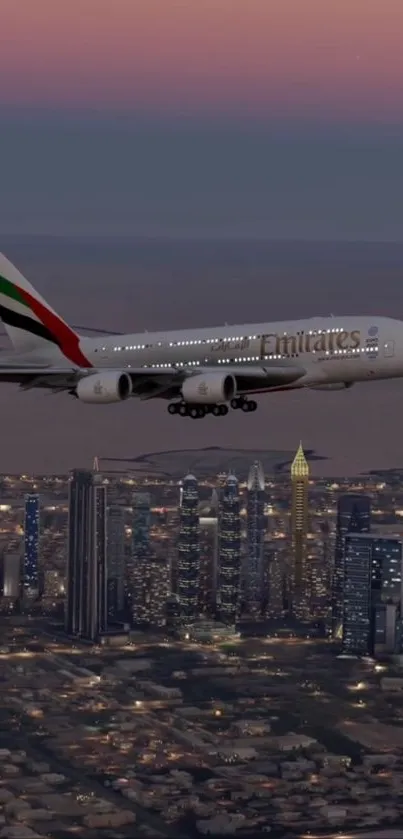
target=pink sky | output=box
[1,0,403,117]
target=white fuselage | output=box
[78,314,403,394]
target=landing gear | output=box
[212,404,228,417]
[188,405,206,419]
[167,402,229,418]
[231,397,257,412]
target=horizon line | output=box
[1,233,403,246]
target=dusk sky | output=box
[1,0,403,117]
[0,2,403,474]
[0,0,402,238]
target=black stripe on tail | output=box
[0,304,59,347]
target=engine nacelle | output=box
[309,382,353,391]
[76,371,132,404]
[181,372,236,404]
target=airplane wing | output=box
[0,361,306,398]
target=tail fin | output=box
[0,253,90,367]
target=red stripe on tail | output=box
[19,289,92,368]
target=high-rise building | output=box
[132,555,169,626]
[290,442,309,618]
[342,533,383,656]
[219,474,241,625]
[199,490,219,616]
[129,492,152,623]
[65,470,108,642]
[148,558,169,626]
[132,493,151,559]
[24,493,40,591]
[107,504,126,620]
[2,552,21,598]
[177,474,200,620]
[332,494,371,634]
[266,546,285,618]
[374,602,398,654]
[372,536,403,604]
[245,461,266,616]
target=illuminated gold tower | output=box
[290,442,309,618]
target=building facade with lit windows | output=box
[107,504,126,620]
[198,489,219,616]
[131,493,151,560]
[332,494,371,635]
[24,493,40,592]
[342,533,384,656]
[177,474,200,619]
[219,474,241,625]
[129,492,152,622]
[65,470,108,642]
[290,443,309,619]
[245,461,266,616]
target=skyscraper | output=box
[342,533,383,656]
[332,494,371,634]
[65,470,108,641]
[198,489,219,616]
[372,536,403,604]
[290,442,309,618]
[107,504,126,620]
[130,492,152,624]
[219,474,241,625]
[177,474,200,620]
[132,493,151,560]
[266,545,285,618]
[2,552,21,599]
[245,461,266,616]
[148,558,170,626]
[24,493,39,591]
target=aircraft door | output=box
[383,340,395,358]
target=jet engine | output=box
[181,372,236,404]
[75,371,133,403]
[309,382,353,391]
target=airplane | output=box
[0,251,400,419]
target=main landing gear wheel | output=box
[211,404,228,417]
[189,405,206,419]
[242,399,257,412]
[231,397,257,412]
[167,402,230,418]
[230,397,242,410]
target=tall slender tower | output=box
[130,493,152,624]
[199,489,219,616]
[219,474,241,625]
[24,493,40,593]
[107,504,126,620]
[177,474,200,620]
[332,494,370,636]
[290,442,309,618]
[245,461,266,616]
[65,470,108,641]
